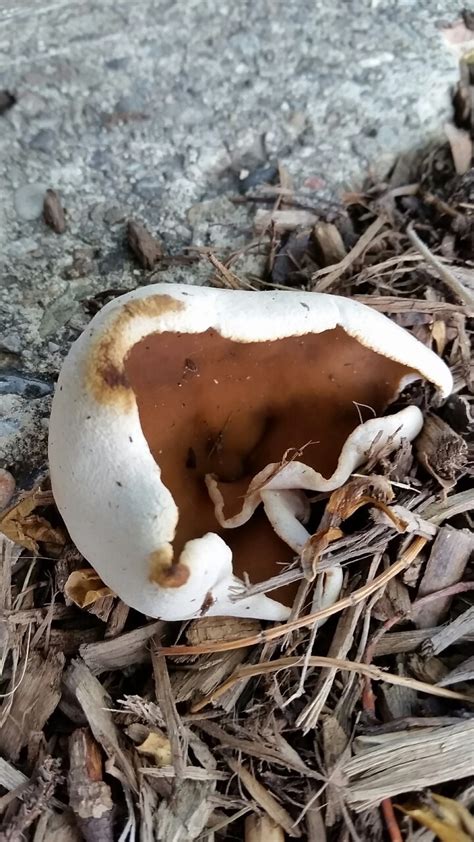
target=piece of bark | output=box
[47,627,102,656]
[0,92,16,115]
[63,658,137,791]
[127,220,163,269]
[79,620,165,673]
[0,757,61,842]
[227,761,301,838]
[43,189,66,234]
[186,616,261,646]
[245,813,285,842]
[68,729,114,842]
[86,594,115,622]
[415,414,468,489]
[412,527,473,628]
[0,650,65,761]
[313,221,347,266]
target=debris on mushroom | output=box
[48,284,452,621]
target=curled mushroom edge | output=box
[48,283,452,622]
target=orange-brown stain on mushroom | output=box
[123,326,413,604]
[85,295,185,411]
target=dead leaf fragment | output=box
[399,792,474,842]
[0,488,65,553]
[136,731,172,767]
[301,476,397,577]
[65,568,115,608]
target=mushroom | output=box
[48,284,452,621]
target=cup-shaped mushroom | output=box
[48,284,452,621]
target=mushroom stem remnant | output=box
[48,285,452,621]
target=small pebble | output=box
[0,468,15,511]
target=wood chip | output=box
[0,650,65,761]
[428,605,474,655]
[444,122,472,174]
[374,626,474,657]
[342,721,474,810]
[43,189,66,234]
[79,620,165,673]
[313,221,347,266]
[63,658,137,791]
[254,208,318,234]
[437,654,474,687]
[151,644,186,777]
[412,527,473,628]
[68,728,114,842]
[0,759,27,793]
[228,760,301,837]
[154,780,216,842]
[127,219,163,269]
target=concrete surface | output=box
[0,0,463,476]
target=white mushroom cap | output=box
[48,284,452,621]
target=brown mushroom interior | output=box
[124,327,412,604]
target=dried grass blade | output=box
[191,655,474,712]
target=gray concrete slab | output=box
[0,0,463,473]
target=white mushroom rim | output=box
[48,284,452,621]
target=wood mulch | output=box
[0,137,473,841]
